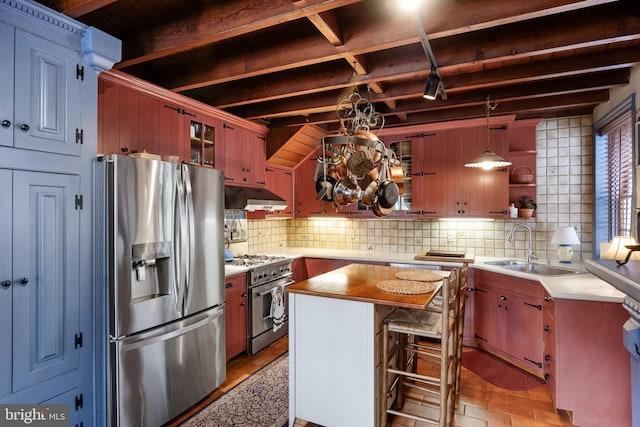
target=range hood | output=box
[224,185,288,211]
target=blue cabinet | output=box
[0,2,120,425]
[0,24,83,156]
[12,171,81,391]
[0,169,82,397]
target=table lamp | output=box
[551,226,581,263]
[601,236,640,262]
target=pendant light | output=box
[464,96,512,170]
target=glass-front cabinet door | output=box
[189,116,218,167]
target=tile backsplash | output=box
[249,116,593,262]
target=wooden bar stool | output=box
[380,268,460,427]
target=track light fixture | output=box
[423,69,440,100]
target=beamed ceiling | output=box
[38,0,639,134]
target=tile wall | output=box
[248,116,594,262]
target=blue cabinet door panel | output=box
[12,171,80,391]
[13,30,82,156]
[0,169,12,397]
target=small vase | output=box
[519,208,534,218]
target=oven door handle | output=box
[255,279,295,297]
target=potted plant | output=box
[518,194,536,218]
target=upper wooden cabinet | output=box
[98,70,267,173]
[223,123,267,187]
[381,122,510,219]
[1,24,83,156]
[265,165,294,218]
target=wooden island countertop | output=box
[286,263,441,310]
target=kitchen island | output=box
[286,263,443,427]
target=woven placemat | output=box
[376,279,438,295]
[394,270,444,282]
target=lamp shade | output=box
[551,226,581,245]
[464,150,512,170]
[601,236,640,261]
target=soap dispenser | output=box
[509,203,518,218]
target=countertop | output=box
[224,248,625,303]
[286,263,441,309]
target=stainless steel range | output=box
[231,255,294,354]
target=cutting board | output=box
[414,250,475,263]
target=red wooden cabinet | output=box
[187,113,223,168]
[294,155,339,218]
[471,269,543,375]
[265,165,294,218]
[225,273,247,361]
[543,292,631,427]
[223,123,267,187]
[381,123,509,219]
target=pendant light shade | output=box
[464,150,512,170]
[464,95,511,170]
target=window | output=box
[593,95,637,257]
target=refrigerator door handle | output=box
[118,306,224,351]
[174,167,187,315]
[182,164,196,313]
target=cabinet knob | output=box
[241,292,247,297]
[545,354,551,362]
[544,296,552,302]
[1,280,10,288]
[240,302,246,306]
[121,147,129,153]
[544,325,551,332]
[544,374,551,381]
[1,120,10,128]
[20,124,29,132]
[19,277,29,285]
[500,295,507,301]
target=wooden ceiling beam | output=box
[190,40,637,110]
[308,9,343,46]
[225,47,634,120]
[56,0,118,17]
[267,89,609,128]
[116,0,362,68]
[159,1,638,92]
[116,0,613,69]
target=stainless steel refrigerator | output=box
[97,155,226,427]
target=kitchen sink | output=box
[483,260,578,276]
[502,263,577,276]
[483,259,526,266]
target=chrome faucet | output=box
[507,223,537,264]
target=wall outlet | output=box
[447,231,455,244]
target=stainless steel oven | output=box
[230,256,294,355]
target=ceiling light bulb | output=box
[395,0,422,12]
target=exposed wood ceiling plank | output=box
[198,42,637,112]
[49,0,118,17]
[116,0,362,68]
[224,44,636,121]
[157,1,638,92]
[37,0,640,156]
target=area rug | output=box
[461,350,545,391]
[182,355,289,427]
